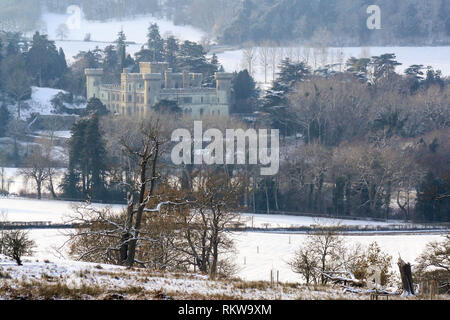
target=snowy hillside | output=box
[0,254,344,300]
[19,87,85,121]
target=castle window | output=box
[182,97,193,104]
[200,108,204,116]
[201,97,204,103]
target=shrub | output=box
[0,230,36,266]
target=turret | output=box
[215,72,233,105]
[143,73,162,107]
[85,69,103,99]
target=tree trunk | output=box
[48,174,58,199]
[398,258,415,295]
[36,180,42,200]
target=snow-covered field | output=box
[0,198,122,223]
[0,198,445,284]
[218,46,450,85]
[240,213,405,228]
[44,12,205,44]
[39,12,205,62]
[0,169,66,195]
[0,253,357,300]
[234,232,446,283]
[0,198,408,227]
[24,228,445,284]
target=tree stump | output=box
[398,258,415,295]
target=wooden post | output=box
[277,270,279,286]
[398,258,415,295]
[430,280,437,300]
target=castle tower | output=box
[215,72,233,105]
[85,69,104,99]
[143,73,162,110]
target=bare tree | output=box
[242,44,257,77]
[19,145,50,199]
[56,23,70,41]
[176,167,242,279]
[258,45,270,84]
[268,45,281,82]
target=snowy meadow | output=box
[1,198,446,284]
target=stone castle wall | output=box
[85,62,232,118]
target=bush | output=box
[415,235,450,294]
[0,230,36,266]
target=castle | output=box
[85,62,233,117]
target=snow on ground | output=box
[0,254,309,300]
[40,12,205,62]
[35,131,72,139]
[21,228,445,284]
[19,87,85,121]
[43,12,205,44]
[234,232,446,283]
[240,213,405,228]
[0,198,123,223]
[1,198,408,227]
[0,198,445,284]
[218,46,450,85]
[0,170,66,195]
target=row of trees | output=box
[221,0,450,46]
[238,54,449,222]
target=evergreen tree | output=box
[165,36,179,70]
[177,40,217,79]
[25,32,66,87]
[370,54,402,82]
[84,113,107,200]
[346,57,371,81]
[260,59,310,135]
[62,115,108,201]
[5,32,21,57]
[83,97,109,116]
[232,70,257,114]
[415,172,450,222]
[0,104,11,137]
[116,30,127,70]
[0,37,3,66]
[147,23,164,62]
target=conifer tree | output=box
[147,23,164,62]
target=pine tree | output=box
[147,23,164,62]
[116,30,127,70]
[0,104,11,137]
[260,59,310,135]
[25,32,65,86]
[62,115,108,201]
[84,113,107,200]
[165,36,179,70]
